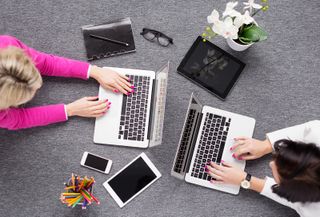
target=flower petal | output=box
[207,9,220,24]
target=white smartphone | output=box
[80,152,112,174]
[103,152,161,208]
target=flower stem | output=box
[251,8,262,17]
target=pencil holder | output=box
[60,173,100,209]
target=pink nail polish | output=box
[131,85,135,88]
[107,106,110,109]
[105,99,108,102]
[232,153,236,158]
[108,102,112,105]
[238,156,243,160]
[230,147,233,151]
[221,160,225,163]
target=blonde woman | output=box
[0,35,134,130]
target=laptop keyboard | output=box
[173,109,196,173]
[191,113,231,181]
[118,75,151,141]
[153,78,167,142]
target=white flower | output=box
[212,17,239,39]
[234,10,255,28]
[207,10,220,24]
[222,1,241,18]
[243,0,262,13]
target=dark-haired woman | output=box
[206,120,320,217]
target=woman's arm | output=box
[1,35,135,94]
[2,35,89,79]
[0,97,111,130]
[230,120,320,160]
[206,162,296,209]
[266,120,320,149]
[0,104,68,130]
[259,177,296,209]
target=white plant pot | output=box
[226,37,253,51]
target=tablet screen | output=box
[177,36,245,99]
[108,156,157,203]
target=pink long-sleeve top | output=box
[0,35,90,130]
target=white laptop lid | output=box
[149,61,170,147]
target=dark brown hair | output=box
[271,139,320,203]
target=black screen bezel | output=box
[177,36,246,100]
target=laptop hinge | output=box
[147,78,156,140]
[185,112,203,173]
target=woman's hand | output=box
[230,137,273,160]
[89,65,134,95]
[66,96,111,118]
[206,161,246,185]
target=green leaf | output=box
[239,24,268,43]
[238,37,253,45]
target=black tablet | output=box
[177,36,245,100]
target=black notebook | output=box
[82,17,136,61]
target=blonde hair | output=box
[0,46,42,110]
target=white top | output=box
[260,120,320,217]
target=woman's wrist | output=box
[89,65,100,80]
[262,139,273,155]
[249,176,266,193]
[66,104,74,117]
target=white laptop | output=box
[94,62,169,148]
[171,93,255,194]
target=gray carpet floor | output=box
[0,0,319,216]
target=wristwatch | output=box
[240,173,252,189]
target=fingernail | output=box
[131,85,135,88]
[232,153,236,158]
[205,168,208,172]
[221,160,225,163]
[127,92,131,95]
[113,89,119,93]
[107,106,110,109]
[238,156,243,160]
[105,99,108,102]
[131,89,134,93]
[108,102,112,105]
[230,147,233,151]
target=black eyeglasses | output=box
[140,28,173,47]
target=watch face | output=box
[241,180,250,189]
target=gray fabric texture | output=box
[0,0,319,216]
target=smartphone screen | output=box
[84,153,109,171]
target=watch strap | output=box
[245,173,252,182]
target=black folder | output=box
[82,17,136,61]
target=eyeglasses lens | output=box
[143,31,156,41]
[157,36,170,46]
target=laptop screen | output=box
[172,93,202,176]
